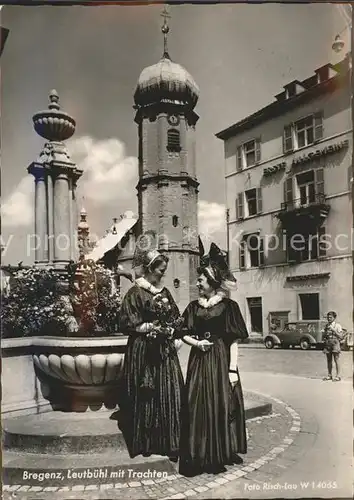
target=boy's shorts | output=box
[323,337,341,355]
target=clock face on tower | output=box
[168,115,180,126]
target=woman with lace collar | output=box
[179,243,249,477]
[118,234,184,462]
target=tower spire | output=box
[161,4,171,58]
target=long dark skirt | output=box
[179,339,247,476]
[118,334,184,459]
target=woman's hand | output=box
[174,339,183,351]
[229,371,239,384]
[196,339,213,352]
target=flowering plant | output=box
[1,267,74,338]
[69,260,121,336]
[1,261,121,338]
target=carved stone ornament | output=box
[168,114,180,126]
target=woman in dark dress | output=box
[118,240,184,461]
[179,243,249,476]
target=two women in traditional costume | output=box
[119,234,248,475]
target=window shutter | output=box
[259,237,265,267]
[256,187,263,214]
[284,177,293,208]
[238,192,244,219]
[255,138,261,163]
[314,112,323,142]
[318,226,327,257]
[283,124,293,153]
[236,146,243,172]
[287,234,297,262]
[239,240,246,270]
[314,168,324,198]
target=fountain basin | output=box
[31,335,128,412]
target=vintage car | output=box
[264,320,353,350]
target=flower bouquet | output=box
[140,293,184,391]
[146,293,184,341]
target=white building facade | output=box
[217,57,352,334]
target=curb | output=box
[3,393,300,497]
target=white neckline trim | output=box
[135,277,164,295]
[198,290,226,309]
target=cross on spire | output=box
[161,5,171,58]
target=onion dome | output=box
[134,7,199,109]
[134,55,199,109]
[32,89,76,141]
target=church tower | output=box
[133,8,200,309]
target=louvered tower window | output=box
[167,128,181,152]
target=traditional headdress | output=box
[198,240,237,290]
[132,230,161,273]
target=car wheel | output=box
[300,338,310,350]
[264,337,275,349]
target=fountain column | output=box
[28,90,83,270]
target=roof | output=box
[134,54,199,109]
[216,56,350,141]
[86,212,138,262]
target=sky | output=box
[1,2,351,264]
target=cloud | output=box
[1,175,34,227]
[198,200,226,242]
[68,136,138,206]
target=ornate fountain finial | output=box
[32,89,76,142]
[48,89,60,111]
[161,4,171,58]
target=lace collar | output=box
[198,290,226,309]
[135,277,164,295]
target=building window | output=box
[299,293,320,320]
[295,116,314,148]
[283,112,323,153]
[283,168,325,209]
[172,215,179,227]
[240,234,265,269]
[245,189,258,216]
[287,226,326,263]
[236,188,262,219]
[167,128,181,152]
[237,138,261,171]
[296,171,315,206]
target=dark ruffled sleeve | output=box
[225,299,249,345]
[119,286,144,334]
[180,301,197,338]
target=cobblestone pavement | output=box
[192,374,352,500]
[2,394,297,499]
[3,347,351,499]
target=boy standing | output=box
[322,311,343,382]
